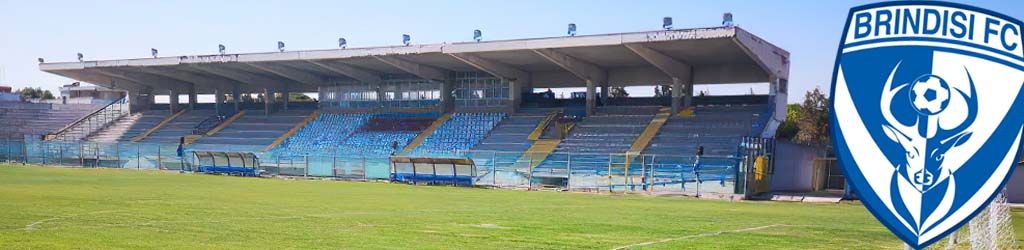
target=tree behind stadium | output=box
[16,87,55,100]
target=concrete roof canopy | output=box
[39,26,789,94]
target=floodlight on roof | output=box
[339,38,347,49]
[473,29,482,42]
[567,23,577,36]
[723,12,734,26]
[151,48,158,58]
[37,58,44,63]
[77,53,84,62]
[218,44,226,55]
[663,17,673,30]
[402,34,411,46]
[277,41,285,52]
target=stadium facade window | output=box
[380,78,441,109]
[320,75,442,111]
[454,71,510,108]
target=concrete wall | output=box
[1006,166,1024,203]
[770,140,819,192]
[0,92,19,102]
[768,141,1024,203]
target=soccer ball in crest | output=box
[909,74,951,115]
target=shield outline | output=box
[828,1,1024,248]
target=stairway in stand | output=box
[85,111,169,143]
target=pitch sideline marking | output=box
[14,205,600,231]
[22,210,124,231]
[609,224,803,250]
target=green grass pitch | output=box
[0,165,1019,249]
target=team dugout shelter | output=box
[38,25,789,136]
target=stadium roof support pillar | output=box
[232,85,241,113]
[672,78,683,114]
[188,85,197,111]
[586,80,596,116]
[281,89,289,111]
[600,85,609,105]
[624,43,696,112]
[169,90,180,114]
[509,79,522,113]
[375,86,386,110]
[264,89,275,116]
[441,75,454,113]
[685,78,694,108]
[533,48,606,116]
[305,60,383,85]
[214,89,225,116]
[128,89,153,113]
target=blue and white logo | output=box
[830,1,1024,248]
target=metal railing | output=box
[192,114,227,135]
[46,97,130,142]
[0,138,778,198]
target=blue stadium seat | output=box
[410,112,505,157]
[276,113,372,156]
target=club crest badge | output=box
[830,1,1024,248]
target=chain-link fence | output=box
[0,139,765,197]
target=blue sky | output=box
[0,0,1020,103]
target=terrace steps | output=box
[132,109,187,142]
[518,139,561,168]
[527,112,558,140]
[84,111,168,143]
[265,111,320,151]
[204,111,246,136]
[143,109,219,143]
[627,107,672,155]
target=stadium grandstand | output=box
[4,24,790,196]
